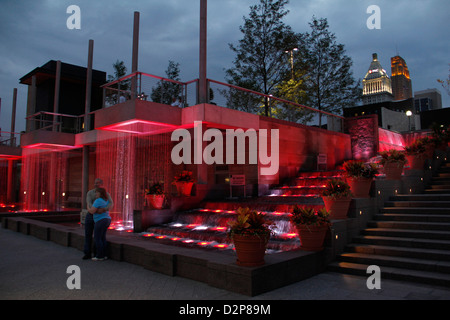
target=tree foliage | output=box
[225,2,360,126]
[151,60,182,105]
[298,17,361,125]
[225,0,298,116]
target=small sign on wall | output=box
[229,174,246,198]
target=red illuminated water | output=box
[95,130,172,228]
[20,148,68,211]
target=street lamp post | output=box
[406,110,412,131]
[285,48,298,80]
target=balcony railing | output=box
[102,71,198,108]
[25,111,92,134]
[23,71,344,136]
[0,131,21,148]
[101,71,345,132]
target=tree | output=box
[151,61,182,105]
[105,60,129,106]
[298,17,361,126]
[272,69,312,123]
[107,60,127,82]
[437,64,450,96]
[225,0,298,116]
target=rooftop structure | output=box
[362,53,394,105]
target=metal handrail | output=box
[207,78,345,120]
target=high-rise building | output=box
[414,88,442,112]
[362,53,393,105]
[391,55,412,101]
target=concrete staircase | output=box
[328,161,450,287]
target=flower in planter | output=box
[227,207,273,239]
[343,160,379,179]
[173,170,195,183]
[321,179,352,200]
[404,137,428,156]
[289,206,331,227]
[145,181,164,195]
[379,149,407,165]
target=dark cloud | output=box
[1,0,449,133]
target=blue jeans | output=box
[93,218,111,258]
[83,213,95,255]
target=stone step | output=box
[352,234,450,250]
[424,189,450,194]
[362,228,450,241]
[389,194,450,201]
[384,200,450,208]
[430,184,450,189]
[380,207,450,215]
[336,252,450,274]
[345,243,450,261]
[374,213,450,223]
[368,220,450,231]
[269,186,326,196]
[327,261,450,287]
[429,178,450,185]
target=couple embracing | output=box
[83,178,113,261]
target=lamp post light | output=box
[285,48,298,80]
[406,110,412,131]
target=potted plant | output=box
[430,123,450,151]
[404,137,427,170]
[145,181,165,209]
[379,149,407,180]
[227,207,273,267]
[290,206,330,251]
[343,160,378,198]
[173,170,195,196]
[321,179,352,220]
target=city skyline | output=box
[1,0,449,133]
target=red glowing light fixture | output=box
[97,119,178,135]
[214,244,229,249]
[211,226,227,232]
[0,154,21,160]
[23,143,81,151]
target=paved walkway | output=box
[1,226,450,301]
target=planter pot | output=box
[295,224,328,252]
[406,155,425,170]
[175,181,194,196]
[146,194,165,209]
[425,145,434,159]
[232,234,268,267]
[347,177,372,198]
[322,196,351,220]
[383,162,405,180]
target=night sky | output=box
[1,0,449,133]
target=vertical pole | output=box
[53,60,61,131]
[199,0,207,104]
[10,88,17,146]
[82,40,94,212]
[84,39,93,132]
[27,75,37,131]
[131,11,140,100]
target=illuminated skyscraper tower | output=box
[362,53,393,105]
[391,55,412,101]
